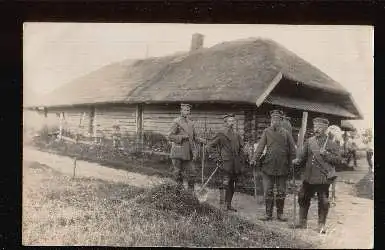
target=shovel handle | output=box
[199,165,220,191]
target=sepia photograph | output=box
[22,23,373,248]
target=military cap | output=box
[269,109,283,118]
[180,103,192,109]
[313,117,329,126]
[223,113,235,120]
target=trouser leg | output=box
[296,182,315,228]
[171,159,184,189]
[223,175,231,208]
[219,170,226,205]
[185,160,197,193]
[317,184,331,226]
[219,187,225,205]
[226,175,237,210]
[223,174,236,211]
[276,175,287,221]
[262,173,274,219]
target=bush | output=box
[33,125,60,143]
[142,131,171,153]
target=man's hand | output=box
[320,148,330,157]
[292,158,300,166]
[250,159,257,167]
[197,137,207,144]
[216,159,223,167]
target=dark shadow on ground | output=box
[354,172,374,200]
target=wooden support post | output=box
[292,111,308,230]
[297,112,308,158]
[135,104,143,152]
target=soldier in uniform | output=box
[281,115,293,134]
[250,110,296,221]
[291,117,342,234]
[281,114,297,156]
[168,103,205,193]
[206,113,248,212]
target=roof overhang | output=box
[264,94,358,119]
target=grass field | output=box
[23,160,312,248]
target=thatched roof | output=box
[26,38,362,119]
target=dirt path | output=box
[23,147,166,188]
[23,147,373,249]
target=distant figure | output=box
[251,110,296,222]
[168,103,206,193]
[112,124,122,149]
[346,134,358,168]
[327,130,341,206]
[363,137,374,172]
[206,113,248,212]
[291,117,342,234]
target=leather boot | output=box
[225,189,237,212]
[187,181,195,193]
[276,199,288,222]
[318,223,327,234]
[290,206,308,229]
[260,198,274,221]
[219,189,225,205]
[318,200,329,234]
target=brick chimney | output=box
[190,33,204,52]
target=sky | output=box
[23,23,374,132]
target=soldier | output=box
[206,113,248,212]
[281,115,293,134]
[168,103,205,193]
[281,114,297,157]
[346,132,358,168]
[291,117,342,234]
[250,110,296,221]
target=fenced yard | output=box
[26,125,267,196]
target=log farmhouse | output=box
[24,34,363,150]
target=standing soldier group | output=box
[168,103,341,234]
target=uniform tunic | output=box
[296,133,342,225]
[168,116,198,161]
[252,126,296,176]
[168,116,199,185]
[206,127,247,175]
[297,134,341,184]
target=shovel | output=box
[195,163,221,202]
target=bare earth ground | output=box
[23,146,373,248]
